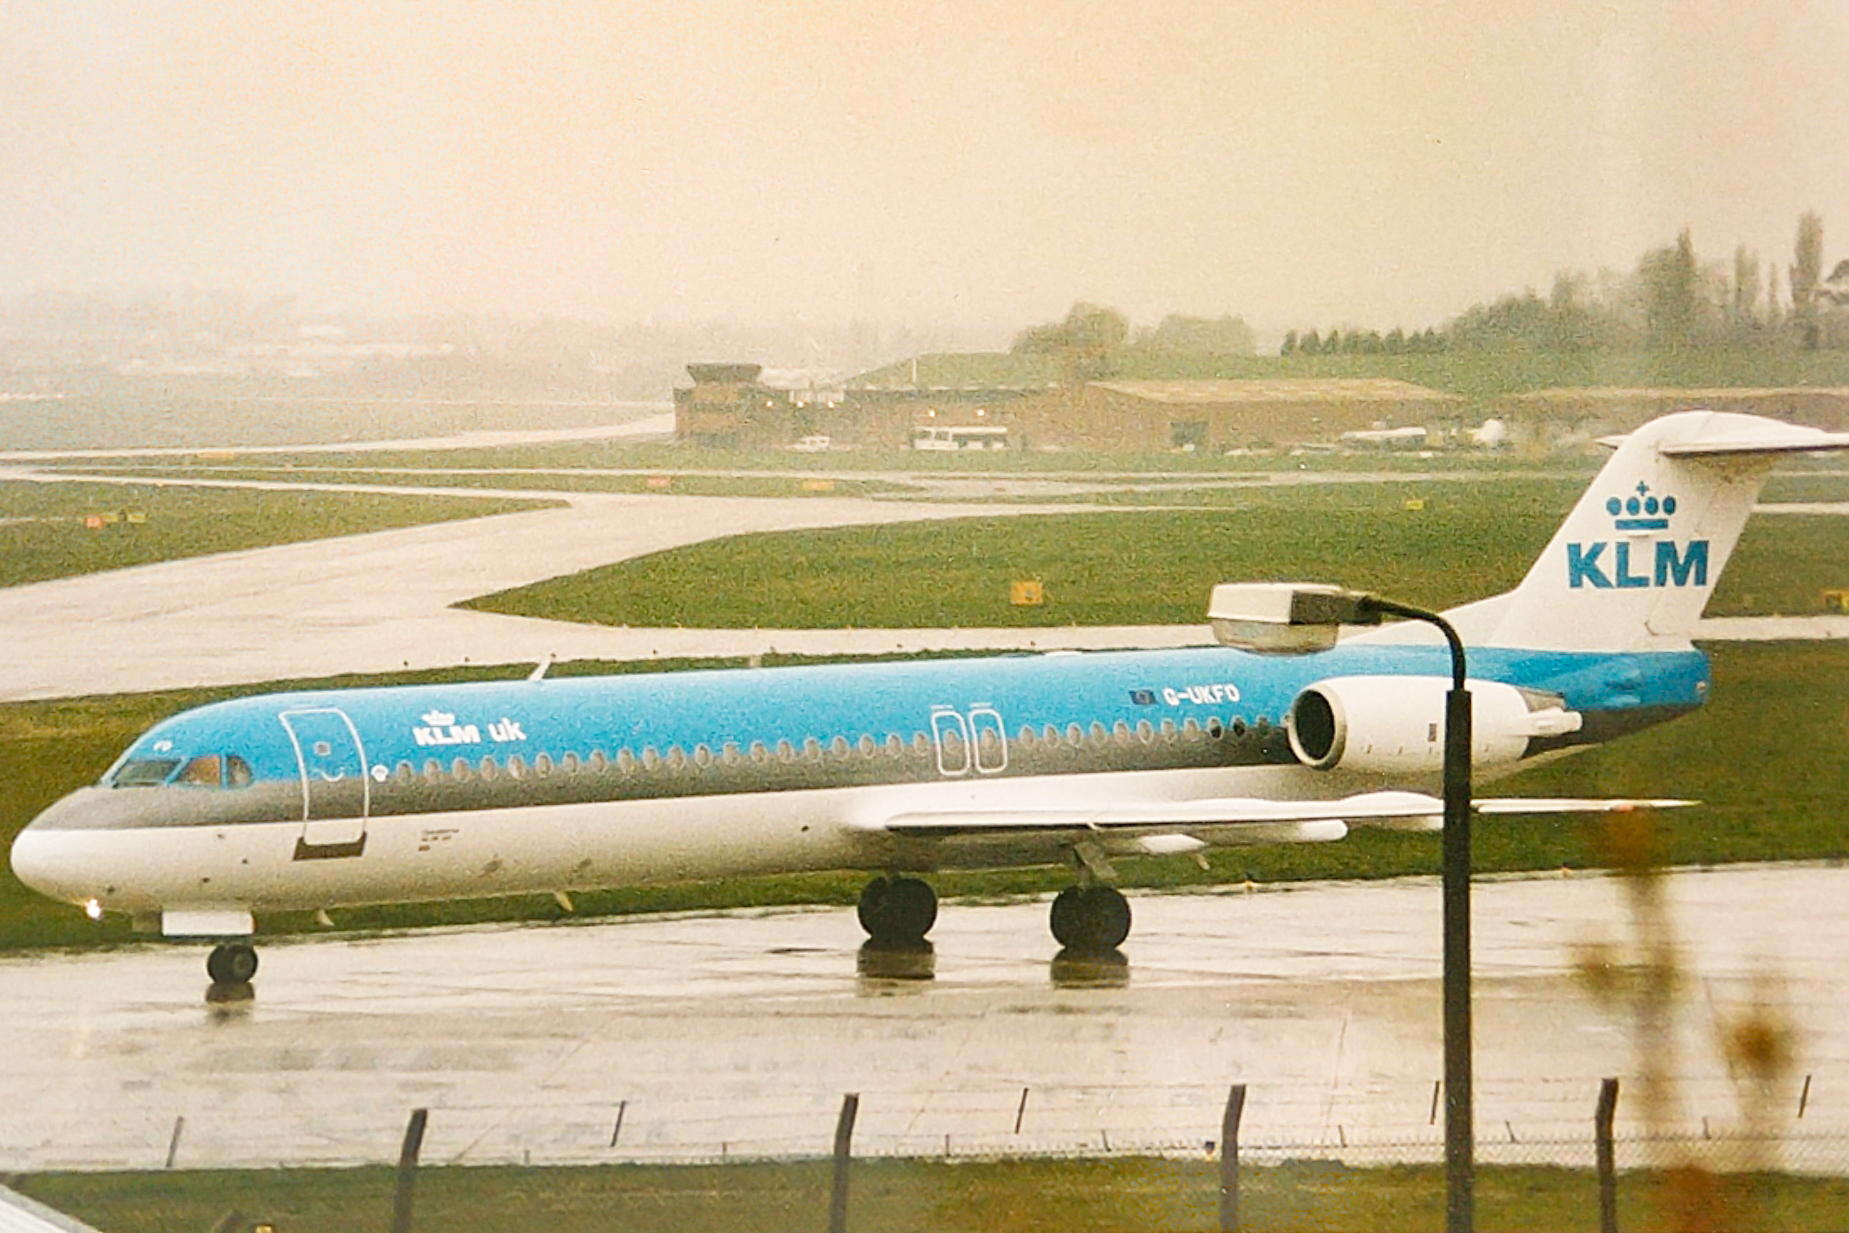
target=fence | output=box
[369,1083,1849,1233]
[21,1075,1849,1233]
[26,1070,1844,1176]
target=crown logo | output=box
[421,710,457,727]
[1605,481,1676,531]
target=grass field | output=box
[464,490,1849,628]
[0,480,556,589]
[16,1156,1849,1233]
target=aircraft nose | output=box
[9,824,86,904]
[9,791,117,906]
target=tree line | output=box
[1013,212,1847,364]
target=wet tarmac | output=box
[3,863,1846,1172]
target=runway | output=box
[4,863,1846,1173]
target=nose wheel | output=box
[206,941,259,985]
[1049,885,1131,951]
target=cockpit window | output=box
[178,755,223,786]
[112,753,255,788]
[112,758,181,787]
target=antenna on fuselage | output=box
[528,657,554,682]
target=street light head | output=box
[1206,583,1384,654]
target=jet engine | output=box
[1286,675,1580,775]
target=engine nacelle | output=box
[1286,675,1580,775]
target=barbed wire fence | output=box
[20,1071,1841,1173]
[14,1072,1849,1231]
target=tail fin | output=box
[1487,410,1849,653]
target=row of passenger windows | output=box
[383,715,1268,785]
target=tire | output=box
[206,942,259,984]
[858,876,938,942]
[1049,886,1132,951]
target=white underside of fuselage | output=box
[16,763,1368,925]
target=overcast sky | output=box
[3,0,1845,336]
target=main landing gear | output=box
[1049,885,1132,952]
[854,875,1133,952]
[206,941,259,986]
[857,876,938,945]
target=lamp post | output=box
[1207,584,1474,1232]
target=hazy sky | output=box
[4,0,1846,335]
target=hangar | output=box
[832,358,1465,454]
[1010,377,1464,452]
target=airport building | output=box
[1008,377,1463,452]
[774,354,1464,454]
[677,352,1849,454]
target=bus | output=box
[912,425,1009,451]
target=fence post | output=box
[830,1093,860,1233]
[1219,1084,1247,1233]
[1595,1078,1620,1233]
[392,1107,429,1233]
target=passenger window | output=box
[177,755,223,787]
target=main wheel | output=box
[857,876,938,942]
[1049,886,1132,951]
[206,941,259,984]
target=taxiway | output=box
[3,864,1845,1173]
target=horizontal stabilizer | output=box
[1656,426,1849,457]
[876,790,1693,839]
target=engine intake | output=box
[1287,675,1580,774]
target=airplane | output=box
[12,410,1849,987]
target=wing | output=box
[870,790,1692,849]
